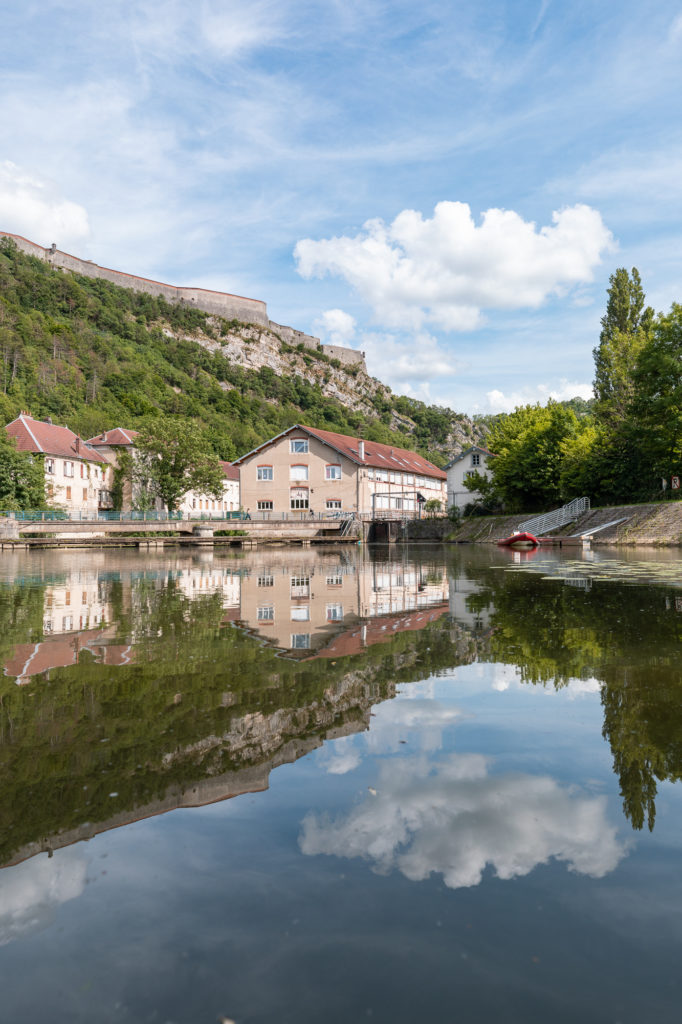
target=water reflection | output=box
[0,543,680,884]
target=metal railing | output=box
[518,497,591,536]
[0,509,352,524]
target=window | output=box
[80,464,85,478]
[291,575,310,598]
[257,500,273,511]
[326,574,343,587]
[65,486,72,500]
[62,615,73,631]
[367,469,374,480]
[290,439,309,453]
[290,464,309,481]
[192,499,196,509]
[257,575,274,587]
[326,499,342,510]
[291,605,310,621]
[471,452,481,466]
[63,461,74,477]
[405,474,414,485]
[326,603,343,621]
[376,469,388,482]
[257,606,274,621]
[290,633,311,649]
[325,464,342,480]
[45,458,55,474]
[290,489,309,510]
[82,488,88,501]
[257,465,273,481]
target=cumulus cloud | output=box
[484,378,594,414]
[0,848,87,946]
[0,161,90,248]
[295,201,614,331]
[365,698,464,755]
[313,308,357,346]
[300,753,628,888]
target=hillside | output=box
[0,237,483,464]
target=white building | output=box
[445,445,495,510]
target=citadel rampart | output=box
[0,231,366,370]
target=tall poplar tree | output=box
[593,267,654,425]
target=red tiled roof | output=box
[5,414,107,462]
[86,428,139,446]
[220,460,239,481]
[234,424,446,480]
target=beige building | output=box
[233,550,448,657]
[6,413,113,513]
[234,425,446,518]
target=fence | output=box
[518,497,591,536]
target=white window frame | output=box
[290,438,309,453]
[290,464,309,481]
[257,575,274,587]
[326,499,342,509]
[45,458,55,474]
[325,464,342,480]
[257,465,273,481]
[291,605,310,622]
[257,500,274,511]
[290,633,311,649]
[326,603,343,621]
[257,606,274,621]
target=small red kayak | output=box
[497,531,540,548]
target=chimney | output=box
[75,437,81,453]
[45,416,53,425]
[358,439,365,461]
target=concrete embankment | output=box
[447,502,682,546]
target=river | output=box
[0,544,681,1022]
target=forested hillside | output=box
[0,238,481,464]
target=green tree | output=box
[0,432,46,509]
[629,303,682,488]
[469,402,581,512]
[593,267,653,425]
[135,417,225,512]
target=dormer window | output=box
[471,453,481,466]
[290,439,309,453]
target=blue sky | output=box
[1,0,681,413]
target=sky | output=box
[1,0,681,414]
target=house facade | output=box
[6,413,112,512]
[178,461,240,516]
[445,445,495,510]
[234,425,446,517]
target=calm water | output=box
[0,544,681,1023]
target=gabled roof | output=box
[233,424,446,480]
[220,460,239,481]
[5,413,107,462]
[444,445,495,469]
[86,428,139,447]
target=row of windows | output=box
[45,458,103,480]
[56,486,105,502]
[256,575,343,587]
[368,469,436,486]
[257,464,341,482]
[256,499,342,511]
[191,499,235,511]
[256,604,343,622]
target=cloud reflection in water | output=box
[301,753,629,889]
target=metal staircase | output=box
[518,497,591,536]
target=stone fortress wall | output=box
[1,231,366,370]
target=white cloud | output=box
[0,848,87,946]
[365,698,464,755]
[361,331,464,399]
[295,201,615,332]
[668,12,682,44]
[0,161,90,248]
[484,378,593,414]
[300,753,628,889]
[313,308,357,346]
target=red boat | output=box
[497,531,540,549]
